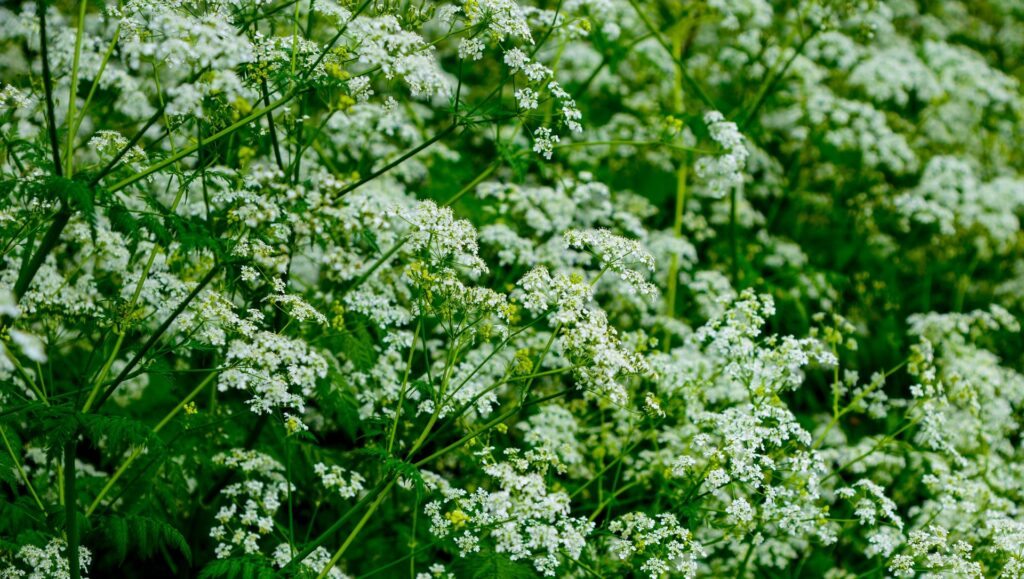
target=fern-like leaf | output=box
[451,548,540,579]
[197,555,278,579]
[93,514,192,565]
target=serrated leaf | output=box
[357,447,424,494]
[335,314,377,371]
[451,549,540,579]
[0,451,18,486]
[93,514,192,565]
[198,556,277,579]
[79,413,159,457]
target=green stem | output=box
[735,533,756,578]
[281,478,392,572]
[65,437,80,579]
[588,479,643,521]
[106,89,303,193]
[14,206,70,300]
[626,0,715,109]
[334,122,460,199]
[413,389,569,468]
[64,0,87,176]
[317,479,397,578]
[387,318,422,454]
[663,160,687,351]
[2,344,49,404]
[569,439,641,500]
[37,2,63,177]
[730,186,739,286]
[553,139,713,155]
[93,265,220,411]
[86,370,219,517]
[81,331,126,412]
[812,358,908,450]
[0,426,45,511]
[71,25,121,142]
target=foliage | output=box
[2,0,1024,577]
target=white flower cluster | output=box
[516,265,650,405]
[220,329,329,419]
[888,526,982,578]
[266,278,328,325]
[800,89,918,174]
[0,539,92,579]
[87,130,147,166]
[463,0,533,43]
[424,451,594,576]
[695,111,750,198]
[848,45,940,107]
[112,0,256,118]
[607,512,705,578]
[560,307,649,406]
[518,404,586,475]
[313,462,366,500]
[532,127,559,159]
[209,450,293,559]
[894,155,1024,256]
[516,267,590,321]
[563,228,657,296]
[350,16,449,98]
[837,479,903,530]
[271,544,348,579]
[396,200,487,275]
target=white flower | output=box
[458,37,485,61]
[515,88,539,110]
[532,127,560,160]
[608,512,705,579]
[9,330,47,363]
[313,462,366,499]
[694,111,749,198]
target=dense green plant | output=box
[1,0,1023,577]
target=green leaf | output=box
[339,315,377,371]
[0,451,18,486]
[79,413,159,457]
[451,548,540,579]
[356,447,424,494]
[0,497,45,536]
[198,556,278,579]
[93,514,192,565]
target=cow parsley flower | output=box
[563,229,657,296]
[271,544,346,578]
[458,37,485,61]
[532,127,559,159]
[209,450,292,559]
[695,111,749,197]
[424,452,593,576]
[608,512,705,578]
[395,200,487,275]
[0,539,92,579]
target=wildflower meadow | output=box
[1,0,1024,577]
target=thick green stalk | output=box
[37,2,63,177]
[14,4,70,302]
[64,437,80,579]
[387,318,422,454]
